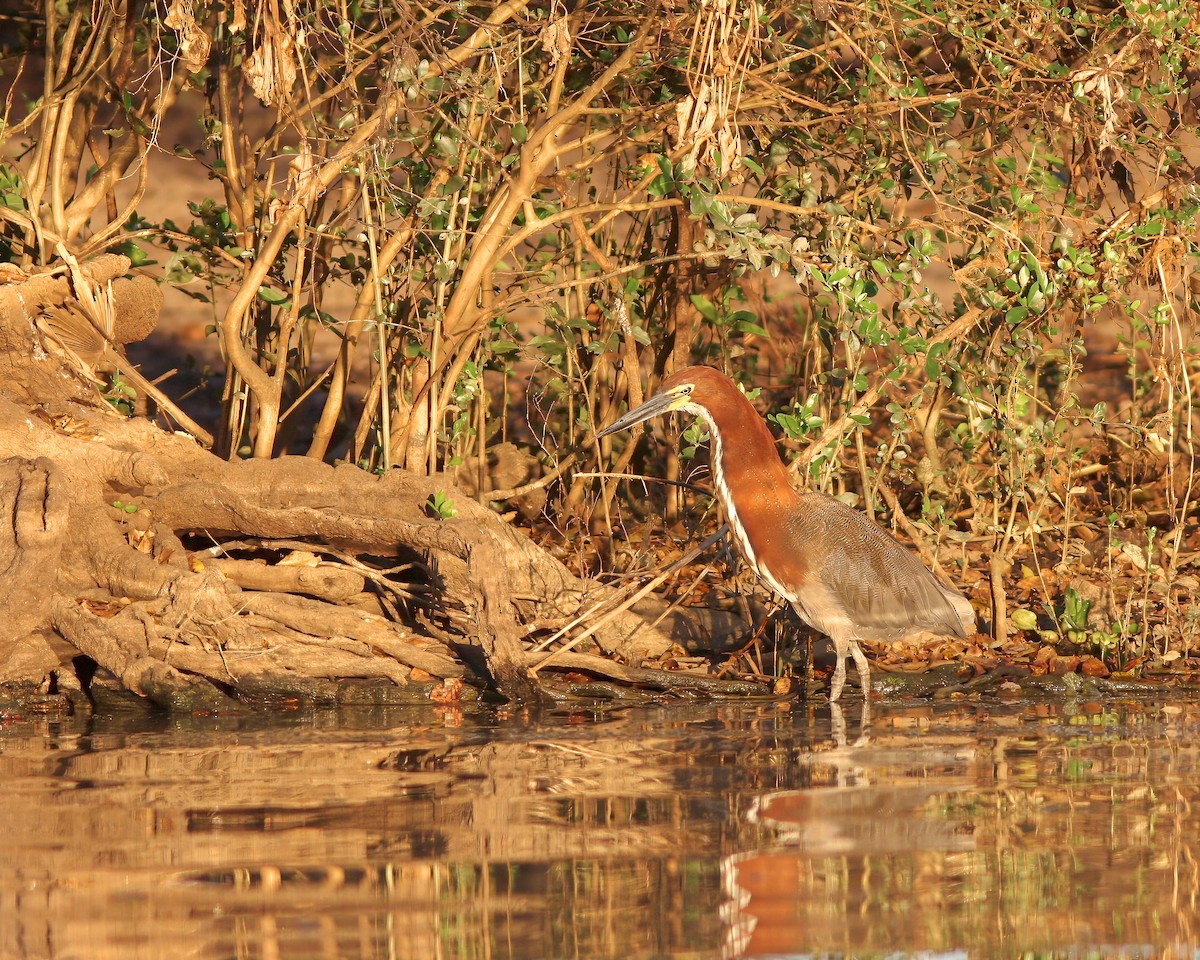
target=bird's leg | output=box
[828,639,848,702]
[850,641,872,700]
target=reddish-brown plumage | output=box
[658,367,812,598]
[599,366,976,702]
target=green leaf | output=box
[647,174,674,197]
[528,335,566,358]
[164,252,202,285]
[114,240,154,268]
[690,295,719,322]
[425,490,458,520]
[257,286,290,304]
[1062,587,1091,630]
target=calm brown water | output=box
[1,693,1198,959]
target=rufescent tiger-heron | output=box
[596,366,976,701]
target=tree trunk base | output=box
[0,257,752,710]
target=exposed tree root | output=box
[0,257,737,710]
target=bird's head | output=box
[594,367,735,439]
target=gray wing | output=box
[788,492,975,641]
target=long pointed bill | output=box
[594,391,680,440]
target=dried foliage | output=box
[0,0,1198,702]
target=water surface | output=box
[2,693,1198,958]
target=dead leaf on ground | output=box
[430,678,463,703]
